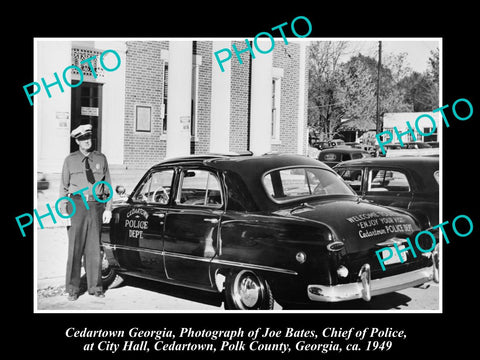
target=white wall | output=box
[36,40,72,173]
[210,41,231,153]
[165,41,193,159]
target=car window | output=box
[176,169,223,207]
[335,168,363,192]
[367,169,410,192]
[352,152,370,159]
[320,152,338,161]
[133,169,174,204]
[263,167,355,202]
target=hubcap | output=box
[233,271,262,309]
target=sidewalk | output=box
[36,168,146,290]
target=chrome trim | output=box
[204,218,219,224]
[164,251,213,263]
[307,265,434,302]
[432,244,439,283]
[210,258,298,276]
[359,263,371,301]
[121,271,219,293]
[376,237,409,247]
[326,241,345,252]
[102,243,297,276]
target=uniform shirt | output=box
[60,150,112,211]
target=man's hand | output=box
[103,210,112,224]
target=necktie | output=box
[84,157,95,184]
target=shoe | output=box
[93,291,105,298]
[68,293,79,301]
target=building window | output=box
[71,47,104,81]
[271,68,283,143]
[160,50,201,140]
[191,58,201,141]
[423,127,437,142]
[162,63,168,134]
[382,128,394,143]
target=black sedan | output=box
[101,153,437,310]
[333,156,439,226]
[318,147,372,167]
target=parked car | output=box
[37,172,49,191]
[384,144,402,150]
[318,147,372,167]
[312,139,346,150]
[405,142,432,149]
[345,142,379,156]
[328,139,346,147]
[101,153,437,310]
[333,156,439,226]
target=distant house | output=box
[382,112,439,143]
[337,118,376,143]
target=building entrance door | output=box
[70,81,103,152]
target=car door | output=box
[364,167,413,209]
[163,167,224,288]
[115,168,175,277]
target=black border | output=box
[9,6,478,358]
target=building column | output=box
[36,40,72,173]
[249,42,272,155]
[297,41,308,155]
[210,41,231,153]
[166,41,193,159]
[94,41,127,167]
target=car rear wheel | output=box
[224,270,274,310]
[101,252,124,290]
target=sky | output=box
[339,39,440,74]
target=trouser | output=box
[65,196,104,295]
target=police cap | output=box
[71,124,92,140]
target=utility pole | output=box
[376,41,382,134]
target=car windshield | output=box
[263,167,355,202]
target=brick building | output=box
[35,39,309,173]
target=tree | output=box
[308,41,349,138]
[339,53,411,131]
[308,42,435,140]
[397,47,439,111]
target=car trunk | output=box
[286,197,432,281]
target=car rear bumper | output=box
[307,263,437,302]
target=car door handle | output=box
[152,213,165,218]
[203,218,219,224]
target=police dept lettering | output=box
[345,212,413,239]
[125,209,149,239]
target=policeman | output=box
[59,124,112,301]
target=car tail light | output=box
[336,265,349,278]
[295,252,307,264]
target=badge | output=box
[96,163,100,170]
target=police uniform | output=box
[60,124,112,300]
